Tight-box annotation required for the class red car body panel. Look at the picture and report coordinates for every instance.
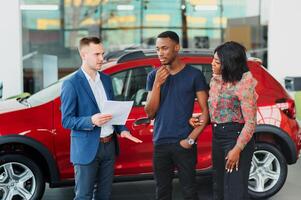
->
[0,102,55,155]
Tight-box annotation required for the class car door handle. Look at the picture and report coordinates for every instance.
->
[133,117,151,126]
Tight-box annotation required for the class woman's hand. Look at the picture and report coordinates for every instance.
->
[189,114,204,128]
[225,145,241,173]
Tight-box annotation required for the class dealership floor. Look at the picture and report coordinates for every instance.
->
[43,159,301,200]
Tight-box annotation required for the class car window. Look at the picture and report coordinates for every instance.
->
[111,66,153,106]
[111,70,129,101]
[27,73,73,106]
[189,64,212,85]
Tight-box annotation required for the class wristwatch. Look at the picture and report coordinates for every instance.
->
[186,137,195,145]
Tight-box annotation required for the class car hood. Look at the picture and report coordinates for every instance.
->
[0,99,27,114]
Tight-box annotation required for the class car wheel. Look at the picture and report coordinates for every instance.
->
[248,143,287,199]
[0,154,45,200]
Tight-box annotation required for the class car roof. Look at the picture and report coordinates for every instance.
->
[108,49,214,64]
[102,49,263,71]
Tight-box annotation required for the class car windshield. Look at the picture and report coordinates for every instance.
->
[26,72,74,107]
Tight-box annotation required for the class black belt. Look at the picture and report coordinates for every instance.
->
[212,122,244,128]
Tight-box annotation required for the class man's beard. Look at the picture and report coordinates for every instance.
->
[162,54,176,66]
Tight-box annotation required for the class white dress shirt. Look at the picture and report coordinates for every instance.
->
[81,68,114,137]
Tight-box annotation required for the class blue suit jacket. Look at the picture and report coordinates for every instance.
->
[61,69,127,165]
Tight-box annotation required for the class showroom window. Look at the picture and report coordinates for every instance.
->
[21,0,267,94]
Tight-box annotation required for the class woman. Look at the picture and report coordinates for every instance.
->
[192,41,258,200]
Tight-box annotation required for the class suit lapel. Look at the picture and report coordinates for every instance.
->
[77,69,98,107]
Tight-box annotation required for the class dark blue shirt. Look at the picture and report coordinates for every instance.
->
[146,65,208,145]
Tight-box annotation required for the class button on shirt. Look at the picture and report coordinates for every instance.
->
[81,68,114,138]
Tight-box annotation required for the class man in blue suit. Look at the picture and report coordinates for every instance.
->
[61,36,142,200]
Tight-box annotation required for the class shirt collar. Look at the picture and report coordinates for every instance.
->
[81,67,100,83]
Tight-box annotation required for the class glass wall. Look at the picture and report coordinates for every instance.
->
[21,0,267,94]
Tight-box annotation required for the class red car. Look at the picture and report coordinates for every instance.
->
[0,50,300,200]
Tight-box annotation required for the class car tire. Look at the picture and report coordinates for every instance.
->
[0,154,45,200]
[248,143,287,199]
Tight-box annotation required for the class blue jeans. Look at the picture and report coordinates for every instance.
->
[74,140,115,200]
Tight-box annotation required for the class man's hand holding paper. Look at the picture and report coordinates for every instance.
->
[91,113,112,127]
[101,100,134,125]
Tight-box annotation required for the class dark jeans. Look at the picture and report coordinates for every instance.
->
[212,122,255,200]
[153,142,199,200]
[74,140,115,200]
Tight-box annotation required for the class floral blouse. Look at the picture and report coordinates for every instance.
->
[208,71,258,150]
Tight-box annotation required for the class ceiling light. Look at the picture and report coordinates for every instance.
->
[20,4,59,11]
[117,5,134,11]
[194,5,218,11]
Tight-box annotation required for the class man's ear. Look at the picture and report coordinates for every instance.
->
[175,44,180,52]
[79,49,86,60]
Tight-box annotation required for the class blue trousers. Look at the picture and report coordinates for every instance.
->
[74,140,115,200]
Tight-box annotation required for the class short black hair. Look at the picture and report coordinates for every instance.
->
[79,36,101,50]
[214,41,249,83]
[157,31,179,44]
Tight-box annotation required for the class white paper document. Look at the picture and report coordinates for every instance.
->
[102,100,134,125]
